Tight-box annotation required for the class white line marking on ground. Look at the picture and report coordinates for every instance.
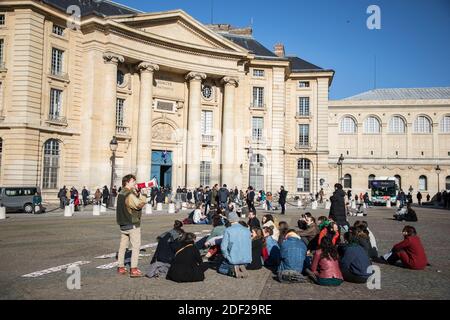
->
[95,242,158,259]
[22,261,91,278]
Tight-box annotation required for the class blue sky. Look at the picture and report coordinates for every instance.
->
[117,0,449,99]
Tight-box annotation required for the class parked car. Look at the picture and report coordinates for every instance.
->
[0,187,45,214]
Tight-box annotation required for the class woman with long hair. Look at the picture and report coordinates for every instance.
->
[262,214,279,241]
[247,227,264,270]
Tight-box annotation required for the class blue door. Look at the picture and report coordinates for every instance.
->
[151,151,173,188]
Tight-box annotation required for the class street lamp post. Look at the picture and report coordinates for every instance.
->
[435,164,441,194]
[337,154,344,185]
[109,136,118,207]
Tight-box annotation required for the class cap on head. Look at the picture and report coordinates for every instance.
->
[228,211,240,223]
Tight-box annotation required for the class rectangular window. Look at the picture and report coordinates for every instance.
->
[298,97,310,116]
[200,161,211,187]
[116,98,125,127]
[252,87,264,108]
[252,117,264,141]
[299,81,310,88]
[49,88,62,119]
[0,39,4,64]
[253,69,265,77]
[51,48,64,76]
[0,14,5,26]
[52,24,65,36]
[201,110,213,135]
[298,124,310,147]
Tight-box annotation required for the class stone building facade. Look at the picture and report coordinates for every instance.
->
[0,0,334,199]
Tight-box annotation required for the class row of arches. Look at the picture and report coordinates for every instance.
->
[340,115,450,134]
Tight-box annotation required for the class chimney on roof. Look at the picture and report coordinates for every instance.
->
[274,43,285,57]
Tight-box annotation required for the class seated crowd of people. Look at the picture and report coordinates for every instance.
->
[145,205,429,284]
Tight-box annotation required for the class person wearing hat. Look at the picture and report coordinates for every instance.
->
[218,211,252,278]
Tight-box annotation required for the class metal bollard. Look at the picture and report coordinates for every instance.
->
[145,203,153,215]
[168,203,175,214]
[64,206,73,217]
[0,206,6,220]
[93,205,100,216]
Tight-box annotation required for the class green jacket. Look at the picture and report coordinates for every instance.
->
[116,189,144,228]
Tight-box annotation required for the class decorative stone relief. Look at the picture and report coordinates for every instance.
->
[152,123,175,141]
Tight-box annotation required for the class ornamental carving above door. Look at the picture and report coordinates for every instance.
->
[152,123,175,141]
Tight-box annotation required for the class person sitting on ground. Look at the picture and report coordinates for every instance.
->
[305,234,344,286]
[381,226,428,270]
[353,225,378,259]
[262,227,281,268]
[394,203,418,222]
[277,229,307,283]
[166,233,209,283]
[218,212,252,278]
[247,227,264,271]
[318,221,340,246]
[354,221,378,259]
[199,215,227,260]
[297,212,319,245]
[147,220,185,278]
[247,209,261,229]
[277,221,289,246]
[193,203,209,225]
[262,214,279,241]
[338,227,373,283]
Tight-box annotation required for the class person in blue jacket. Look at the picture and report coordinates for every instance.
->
[277,229,307,283]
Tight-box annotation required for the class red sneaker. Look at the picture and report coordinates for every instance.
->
[130,268,144,278]
[117,267,128,275]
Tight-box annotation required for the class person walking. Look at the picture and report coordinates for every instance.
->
[246,186,256,213]
[58,186,67,209]
[278,186,288,215]
[102,186,110,208]
[417,192,423,206]
[82,186,89,207]
[116,174,148,278]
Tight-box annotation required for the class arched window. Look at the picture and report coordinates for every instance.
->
[419,175,427,191]
[297,159,311,192]
[414,116,432,133]
[249,154,264,191]
[43,139,60,189]
[364,116,381,134]
[368,174,376,189]
[446,176,450,191]
[340,117,357,134]
[389,116,406,134]
[441,116,450,133]
[395,175,402,190]
[343,174,352,189]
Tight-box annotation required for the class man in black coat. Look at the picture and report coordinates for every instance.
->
[81,186,89,207]
[102,186,110,208]
[246,187,256,213]
[329,183,348,230]
[278,186,288,215]
[218,184,229,210]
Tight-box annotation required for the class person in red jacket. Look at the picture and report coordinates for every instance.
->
[384,226,428,270]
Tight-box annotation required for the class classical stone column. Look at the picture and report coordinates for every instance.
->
[221,77,239,186]
[185,72,206,188]
[136,62,159,182]
[101,52,124,185]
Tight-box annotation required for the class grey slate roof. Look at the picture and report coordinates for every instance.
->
[219,33,278,57]
[41,0,141,17]
[343,87,450,101]
[287,56,323,71]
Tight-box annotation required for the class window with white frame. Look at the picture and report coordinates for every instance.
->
[0,39,4,64]
[250,154,264,191]
[252,117,264,141]
[414,116,432,133]
[116,98,125,127]
[364,116,381,134]
[441,116,450,133]
[297,159,311,192]
[340,116,357,134]
[253,69,265,77]
[389,116,406,134]
[0,14,5,26]
[43,139,60,189]
[201,110,213,135]
[52,24,65,36]
[49,88,62,120]
[299,81,310,88]
[298,124,310,147]
[51,48,64,76]
[252,87,264,108]
[419,175,427,191]
[200,161,211,187]
[298,97,310,116]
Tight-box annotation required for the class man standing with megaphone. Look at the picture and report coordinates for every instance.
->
[116,174,148,278]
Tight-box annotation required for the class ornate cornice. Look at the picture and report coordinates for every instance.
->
[221,76,239,87]
[185,72,207,82]
[137,62,160,73]
[103,52,124,65]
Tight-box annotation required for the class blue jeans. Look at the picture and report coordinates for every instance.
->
[195,219,209,225]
